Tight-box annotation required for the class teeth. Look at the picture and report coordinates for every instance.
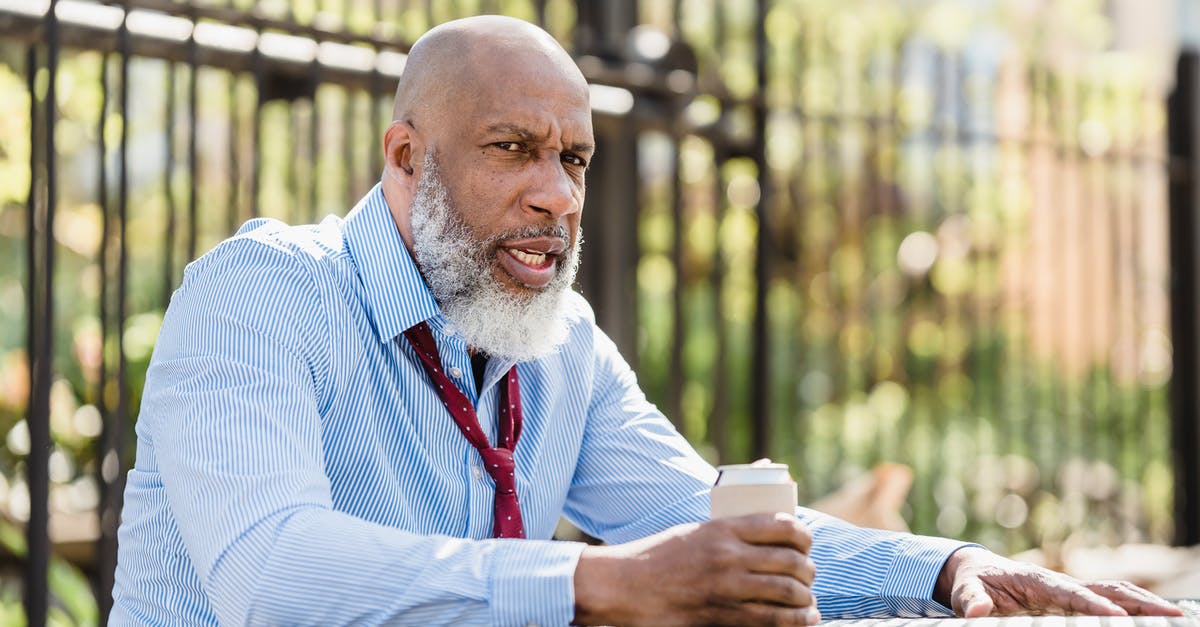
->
[508,249,547,266]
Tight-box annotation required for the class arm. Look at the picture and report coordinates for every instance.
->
[565,317,1183,622]
[564,322,972,620]
[145,238,584,626]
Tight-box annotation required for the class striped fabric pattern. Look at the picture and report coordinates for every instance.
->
[110,184,968,626]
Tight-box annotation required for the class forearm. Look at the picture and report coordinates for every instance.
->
[205,507,586,626]
[799,507,974,618]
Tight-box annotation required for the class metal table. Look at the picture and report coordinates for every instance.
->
[823,602,1200,627]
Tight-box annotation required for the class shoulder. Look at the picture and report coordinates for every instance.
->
[548,291,628,373]
[180,216,349,290]
[558,290,612,357]
[561,289,597,328]
[166,217,355,349]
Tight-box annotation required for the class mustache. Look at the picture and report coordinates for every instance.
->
[485,223,574,251]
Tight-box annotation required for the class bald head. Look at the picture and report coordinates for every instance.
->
[392,16,588,128]
[379,16,593,264]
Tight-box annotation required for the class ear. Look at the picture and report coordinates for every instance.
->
[380,120,422,251]
[382,120,420,182]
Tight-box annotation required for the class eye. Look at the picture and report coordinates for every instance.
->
[562,153,588,168]
[494,141,524,152]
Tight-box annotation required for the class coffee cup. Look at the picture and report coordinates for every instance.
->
[710,458,798,519]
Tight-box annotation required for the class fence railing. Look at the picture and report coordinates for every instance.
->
[1169,49,1200,548]
[0,0,1195,624]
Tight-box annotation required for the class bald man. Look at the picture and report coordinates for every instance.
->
[110,16,1183,627]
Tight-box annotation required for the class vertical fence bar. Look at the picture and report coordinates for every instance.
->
[23,44,40,620]
[98,9,132,618]
[94,49,113,616]
[749,0,771,458]
[187,19,198,262]
[298,96,310,222]
[343,89,355,208]
[23,6,54,618]
[164,62,178,305]
[579,125,639,360]
[251,51,262,219]
[116,2,132,586]
[1168,50,1200,547]
[668,136,684,429]
[227,71,240,235]
[710,147,730,461]
[370,76,383,183]
[574,0,640,361]
[310,71,320,222]
[534,0,547,26]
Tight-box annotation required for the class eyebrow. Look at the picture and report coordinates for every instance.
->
[485,123,595,155]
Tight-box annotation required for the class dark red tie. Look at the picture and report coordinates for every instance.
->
[403,321,525,539]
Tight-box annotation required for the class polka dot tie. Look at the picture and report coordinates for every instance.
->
[403,322,525,539]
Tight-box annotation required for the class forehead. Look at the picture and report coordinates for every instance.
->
[472,93,593,143]
[449,50,593,144]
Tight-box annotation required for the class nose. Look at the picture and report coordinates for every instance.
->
[523,155,581,220]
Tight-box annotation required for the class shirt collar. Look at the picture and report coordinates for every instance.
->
[343,183,440,343]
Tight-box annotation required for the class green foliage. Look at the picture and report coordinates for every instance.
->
[0,519,96,626]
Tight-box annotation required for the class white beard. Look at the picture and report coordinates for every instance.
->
[408,153,582,361]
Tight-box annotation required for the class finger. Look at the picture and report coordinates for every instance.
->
[725,513,812,553]
[745,546,815,585]
[953,578,995,618]
[710,602,821,627]
[732,573,814,607]
[1085,581,1184,617]
[1055,580,1128,616]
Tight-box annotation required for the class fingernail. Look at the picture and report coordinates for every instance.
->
[807,607,822,624]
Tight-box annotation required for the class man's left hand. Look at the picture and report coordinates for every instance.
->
[935,547,1186,617]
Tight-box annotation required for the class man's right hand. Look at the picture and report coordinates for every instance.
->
[572,512,819,627]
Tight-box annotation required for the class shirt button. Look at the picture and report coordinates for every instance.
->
[449,366,463,379]
[473,465,484,480]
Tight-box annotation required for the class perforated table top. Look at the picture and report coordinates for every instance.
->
[821,601,1200,627]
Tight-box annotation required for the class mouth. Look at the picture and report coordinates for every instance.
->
[506,248,555,268]
[496,236,567,289]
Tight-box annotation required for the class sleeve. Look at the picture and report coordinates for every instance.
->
[563,321,971,618]
[141,238,585,627]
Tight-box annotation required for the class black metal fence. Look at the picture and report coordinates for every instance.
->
[0,0,1196,624]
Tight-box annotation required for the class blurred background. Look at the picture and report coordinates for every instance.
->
[1,0,1199,624]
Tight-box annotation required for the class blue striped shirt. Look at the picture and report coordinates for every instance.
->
[111,184,967,625]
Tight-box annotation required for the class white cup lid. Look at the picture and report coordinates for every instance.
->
[715,458,792,485]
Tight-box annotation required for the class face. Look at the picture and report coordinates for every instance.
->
[409,152,583,361]
[422,58,594,295]
[403,54,594,359]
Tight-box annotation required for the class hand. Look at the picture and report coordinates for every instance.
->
[935,547,1186,617]
[573,513,820,627]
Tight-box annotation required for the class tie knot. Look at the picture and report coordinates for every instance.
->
[478,447,516,492]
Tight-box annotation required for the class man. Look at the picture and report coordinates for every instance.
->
[110,15,1183,627]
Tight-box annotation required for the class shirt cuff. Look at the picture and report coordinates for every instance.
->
[489,539,588,627]
[880,535,984,617]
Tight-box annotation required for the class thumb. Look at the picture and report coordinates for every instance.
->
[954,578,995,618]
